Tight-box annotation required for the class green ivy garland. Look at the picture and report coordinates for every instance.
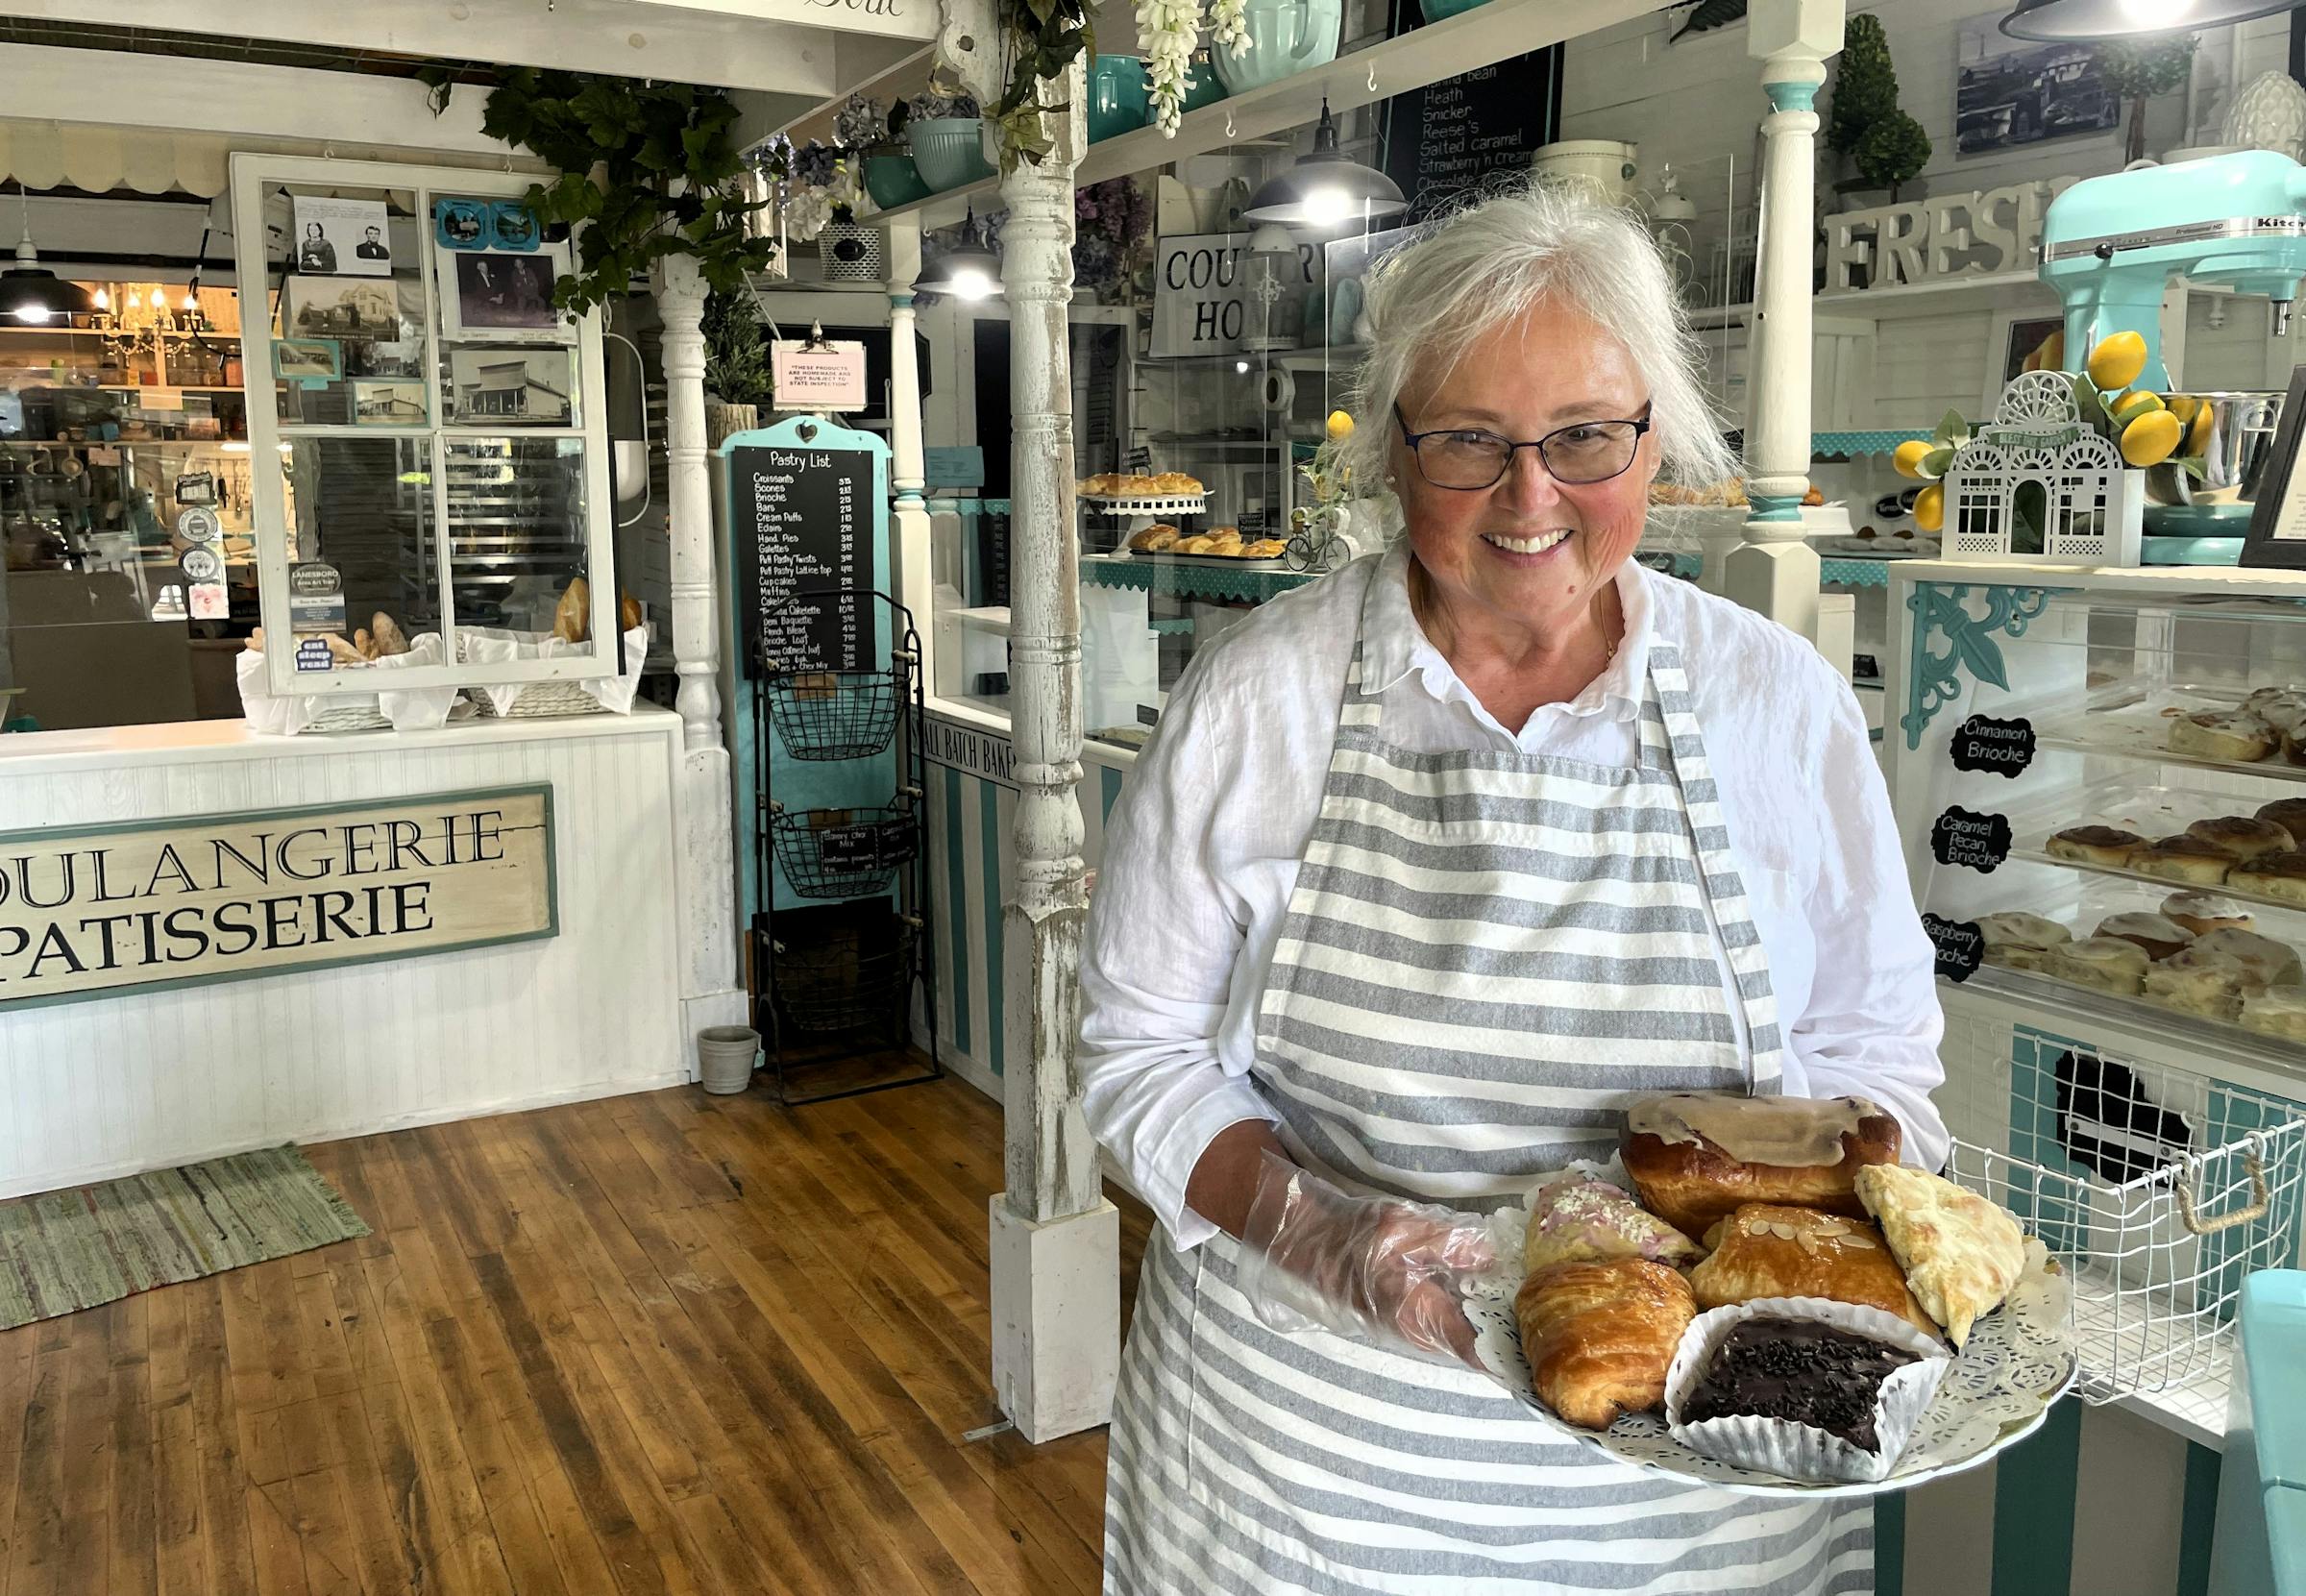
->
[992,0,1098,169]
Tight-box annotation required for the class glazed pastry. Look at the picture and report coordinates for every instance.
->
[2245,689,2306,735]
[553,577,590,644]
[2240,984,2306,1042]
[2284,731,2306,768]
[2038,935,2148,994]
[1175,535,1216,554]
[2161,891,2254,938]
[1688,1205,1939,1339]
[1975,912,2071,972]
[1680,1317,1923,1452]
[1515,1259,1695,1430]
[2130,835,2237,886]
[619,591,645,632]
[1853,1165,2026,1350]
[2188,817,2294,862]
[2143,954,2246,1021]
[2092,912,2195,961]
[1244,539,1288,558]
[2228,850,2306,907]
[1521,1171,1703,1273]
[2045,826,2146,869]
[1619,1094,1902,1237]
[2169,927,2304,993]
[2169,710,2276,762]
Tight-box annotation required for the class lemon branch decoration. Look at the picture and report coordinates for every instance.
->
[1894,330,2211,535]
[1288,409,1359,572]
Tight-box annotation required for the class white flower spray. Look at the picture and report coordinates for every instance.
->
[1210,0,1249,60]
[1136,0,1200,135]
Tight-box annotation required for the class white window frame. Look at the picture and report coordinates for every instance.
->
[230,153,616,697]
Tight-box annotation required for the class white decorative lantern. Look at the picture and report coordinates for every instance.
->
[1941,370,2143,567]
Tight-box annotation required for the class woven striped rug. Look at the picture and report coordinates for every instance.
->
[0,1145,370,1330]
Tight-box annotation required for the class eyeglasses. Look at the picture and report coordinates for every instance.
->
[1393,405,1654,491]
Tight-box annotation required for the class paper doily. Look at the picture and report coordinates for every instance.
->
[1467,1220,2076,1499]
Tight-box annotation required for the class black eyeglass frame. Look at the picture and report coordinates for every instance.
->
[1392,404,1655,490]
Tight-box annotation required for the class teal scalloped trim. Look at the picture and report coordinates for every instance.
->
[1814,430,1933,457]
[1901,582,2060,749]
[1083,559,1321,602]
[924,497,1014,514]
[1149,617,1197,635]
[1821,558,1891,588]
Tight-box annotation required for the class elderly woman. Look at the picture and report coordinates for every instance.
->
[1079,181,1946,1595]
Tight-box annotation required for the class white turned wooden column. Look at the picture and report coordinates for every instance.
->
[887,221,936,646]
[1728,0,1842,656]
[653,254,748,1047]
[934,8,1119,1443]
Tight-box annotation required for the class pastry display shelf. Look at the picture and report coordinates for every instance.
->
[2028,686,2306,787]
[1081,494,1207,517]
[1082,551,1320,603]
[1951,961,2306,1083]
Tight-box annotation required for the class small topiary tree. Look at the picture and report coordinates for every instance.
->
[1827,14,1898,161]
[2098,35,2198,165]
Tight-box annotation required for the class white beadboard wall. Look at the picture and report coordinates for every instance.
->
[0,711,688,1198]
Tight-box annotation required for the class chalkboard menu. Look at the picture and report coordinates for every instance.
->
[1382,46,1562,225]
[732,442,879,676]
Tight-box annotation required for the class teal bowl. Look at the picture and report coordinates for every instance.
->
[1214,0,1341,95]
[863,153,932,209]
[907,117,995,192]
[1089,57,1151,142]
[1417,0,1489,18]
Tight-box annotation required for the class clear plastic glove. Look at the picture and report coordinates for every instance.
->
[1235,1149,1495,1368]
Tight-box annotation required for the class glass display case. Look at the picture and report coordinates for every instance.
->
[1885,562,2306,1069]
[230,155,618,697]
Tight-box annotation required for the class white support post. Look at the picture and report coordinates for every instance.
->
[936,0,1119,1443]
[1729,0,1842,656]
[653,254,748,1047]
[887,220,936,644]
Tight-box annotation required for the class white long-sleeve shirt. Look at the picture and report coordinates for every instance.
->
[1078,545,1948,1248]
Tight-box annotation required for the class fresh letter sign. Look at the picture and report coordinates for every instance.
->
[0,786,555,1006]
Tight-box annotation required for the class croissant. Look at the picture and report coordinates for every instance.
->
[619,591,645,632]
[1514,1258,1694,1430]
[554,577,590,644]
[368,611,408,657]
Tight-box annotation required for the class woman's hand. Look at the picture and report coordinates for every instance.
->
[1235,1148,1495,1368]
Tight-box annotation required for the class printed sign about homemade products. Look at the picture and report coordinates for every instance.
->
[0,787,555,1006]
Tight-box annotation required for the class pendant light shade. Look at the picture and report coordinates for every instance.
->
[4,181,90,326]
[1243,99,1407,228]
[2001,0,2300,39]
[912,208,1004,300]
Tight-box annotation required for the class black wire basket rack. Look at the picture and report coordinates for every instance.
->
[763,663,906,761]
[770,912,919,1037]
[768,801,920,900]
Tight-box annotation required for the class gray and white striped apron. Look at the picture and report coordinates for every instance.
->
[1105,584,1872,1594]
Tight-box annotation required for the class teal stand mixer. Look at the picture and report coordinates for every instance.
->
[2039,151,2306,561]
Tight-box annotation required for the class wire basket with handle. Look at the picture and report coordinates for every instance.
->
[764,662,906,760]
[770,911,919,1036]
[1941,1027,2305,1403]
[767,799,920,899]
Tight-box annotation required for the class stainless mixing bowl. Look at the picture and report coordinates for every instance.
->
[2145,390,2284,506]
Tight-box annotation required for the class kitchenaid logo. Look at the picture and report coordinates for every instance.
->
[0,787,555,1006]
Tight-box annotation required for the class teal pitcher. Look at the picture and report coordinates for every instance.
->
[1214,0,1341,95]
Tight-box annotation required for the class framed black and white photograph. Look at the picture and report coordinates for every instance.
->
[437,243,572,341]
[1985,309,2067,412]
[447,348,574,427]
[273,338,342,383]
[352,380,428,427]
[292,194,393,278]
[1954,17,2119,157]
[282,274,409,341]
[350,339,421,379]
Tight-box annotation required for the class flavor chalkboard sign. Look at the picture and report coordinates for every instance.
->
[1931,805,2013,872]
[732,440,879,677]
[1950,714,2037,777]
[1381,47,1563,226]
[820,819,918,872]
[1922,913,1984,983]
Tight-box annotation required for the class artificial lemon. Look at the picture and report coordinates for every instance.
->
[1325,409,1355,441]
[2109,389,2165,427]
[2036,329,2065,371]
[2167,395,2199,423]
[2088,331,2149,391]
[1893,439,1934,479]
[2189,402,2215,452]
[2122,409,2183,468]
[1914,482,1945,532]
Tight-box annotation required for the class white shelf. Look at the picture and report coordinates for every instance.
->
[949,605,1011,636]
[866,0,1656,231]
[1692,270,2059,331]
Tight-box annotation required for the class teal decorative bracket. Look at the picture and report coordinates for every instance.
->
[1901,582,2057,749]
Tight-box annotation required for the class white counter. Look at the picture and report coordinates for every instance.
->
[0,708,692,1197]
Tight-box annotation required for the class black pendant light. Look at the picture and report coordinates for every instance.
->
[2002,0,2303,39]
[912,207,1004,300]
[3,180,91,326]
[1243,98,1407,228]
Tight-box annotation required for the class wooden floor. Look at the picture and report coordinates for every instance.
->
[0,1064,1152,1596]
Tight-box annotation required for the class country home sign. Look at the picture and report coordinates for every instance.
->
[1823,178,2080,294]
[0,786,556,1006]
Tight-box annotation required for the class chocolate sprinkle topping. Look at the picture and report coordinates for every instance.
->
[1682,1319,1921,1452]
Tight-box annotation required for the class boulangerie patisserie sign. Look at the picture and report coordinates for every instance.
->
[0,786,555,1007]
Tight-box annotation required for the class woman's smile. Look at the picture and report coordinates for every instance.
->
[1479,528,1576,560]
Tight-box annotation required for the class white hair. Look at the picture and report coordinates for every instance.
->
[1339,179,1737,494]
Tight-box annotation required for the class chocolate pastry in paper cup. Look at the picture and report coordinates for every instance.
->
[1664,1297,1952,1485]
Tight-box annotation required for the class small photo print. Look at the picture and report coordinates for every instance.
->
[351,339,421,379]
[448,347,574,427]
[293,194,393,278]
[490,202,541,251]
[440,246,570,339]
[283,275,407,340]
[274,338,342,381]
[353,380,428,426]
[436,197,489,250]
